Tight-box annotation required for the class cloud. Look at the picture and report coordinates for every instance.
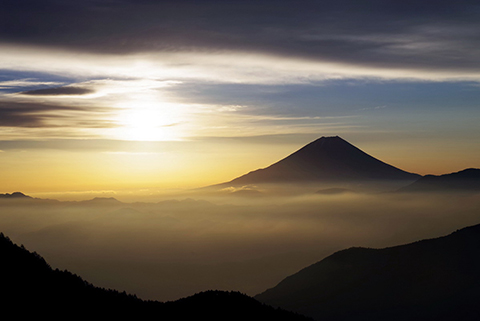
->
[2,192,480,301]
[0,101,80,127]
[20,86,94,96]
[1,0,480,77]
[0,139,180,152]
[0,100,113,129]
[0,79,64,89]
[359,105,388,111]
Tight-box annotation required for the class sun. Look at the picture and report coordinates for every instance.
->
[115,96,183,141]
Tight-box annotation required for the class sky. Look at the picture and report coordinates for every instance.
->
[1,0,480,197]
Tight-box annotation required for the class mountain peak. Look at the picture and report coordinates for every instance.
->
[315,135,341,140]
[222,136,420,186]
[314,135,341,140]
[307,135,346,147]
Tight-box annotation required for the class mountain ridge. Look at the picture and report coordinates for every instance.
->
[0,232,311,320]
[398,168,480,193]
[0,192,32,199]
[255,222,480,321]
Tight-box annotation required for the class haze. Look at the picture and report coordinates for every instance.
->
[1,191,479,301]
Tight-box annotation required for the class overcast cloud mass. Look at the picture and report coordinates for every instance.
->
[2,0,480,74]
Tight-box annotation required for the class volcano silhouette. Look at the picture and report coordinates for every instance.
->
[218,136,420,188]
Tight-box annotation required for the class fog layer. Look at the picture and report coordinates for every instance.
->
[1,191,479,301]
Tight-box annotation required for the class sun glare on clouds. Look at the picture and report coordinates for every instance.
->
[114,94,185,141]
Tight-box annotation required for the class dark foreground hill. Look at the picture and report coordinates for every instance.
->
[255,223,480,321]
[214,136,420,189]
[0,233,311,320]
[398,168,480,193]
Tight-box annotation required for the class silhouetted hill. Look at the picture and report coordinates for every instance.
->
[215,136,420,188]
[0,192,32,199]
[398,168,480,193]
[79,197,124,205]
[0,233,311,320]
[165,290,312,320]
[255,223,480,321]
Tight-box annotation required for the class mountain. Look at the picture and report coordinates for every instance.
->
[255,223,480,321]
[0,191,32,199]
[0,232,311,320]
[398,168,480,193]
[214,136,420,189]
[78,197,124,206]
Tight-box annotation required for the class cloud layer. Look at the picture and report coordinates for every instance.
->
[0,101,90,128]
[2,0,480,75]
[21,86,94,96]
[2,192,480,301]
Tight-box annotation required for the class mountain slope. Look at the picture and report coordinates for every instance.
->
[0,232,311,320]
[218,136,420,187]
[398,168,480,193]
[255,223,480,321]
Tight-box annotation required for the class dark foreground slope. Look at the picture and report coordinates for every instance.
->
[0,233,311,320]
[256,223,480,321]
[398,168,480,193]
[217,136,419,188]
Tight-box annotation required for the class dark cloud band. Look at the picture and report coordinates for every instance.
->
[0,101,111,128]
[21,86,94,96]
[1,0,479,73]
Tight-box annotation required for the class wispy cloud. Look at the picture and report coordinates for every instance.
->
[102,151,164,155]
[0,101,88,128]
[0,79,64,89]
[359,105,388,111]
[0,100,119,143]
[20,86,94,96]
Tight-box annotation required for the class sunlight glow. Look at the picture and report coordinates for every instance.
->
[115,94,184,141]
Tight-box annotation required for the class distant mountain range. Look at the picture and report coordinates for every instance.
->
[0,192,31,199]
[212,136,421,192]
[255,223,480,321]
[4,168,480,205]
[0,232,310,320]
[3,136,479,197]
[398,168,480,193]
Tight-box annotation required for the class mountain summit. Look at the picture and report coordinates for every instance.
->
[219,136,419,188]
